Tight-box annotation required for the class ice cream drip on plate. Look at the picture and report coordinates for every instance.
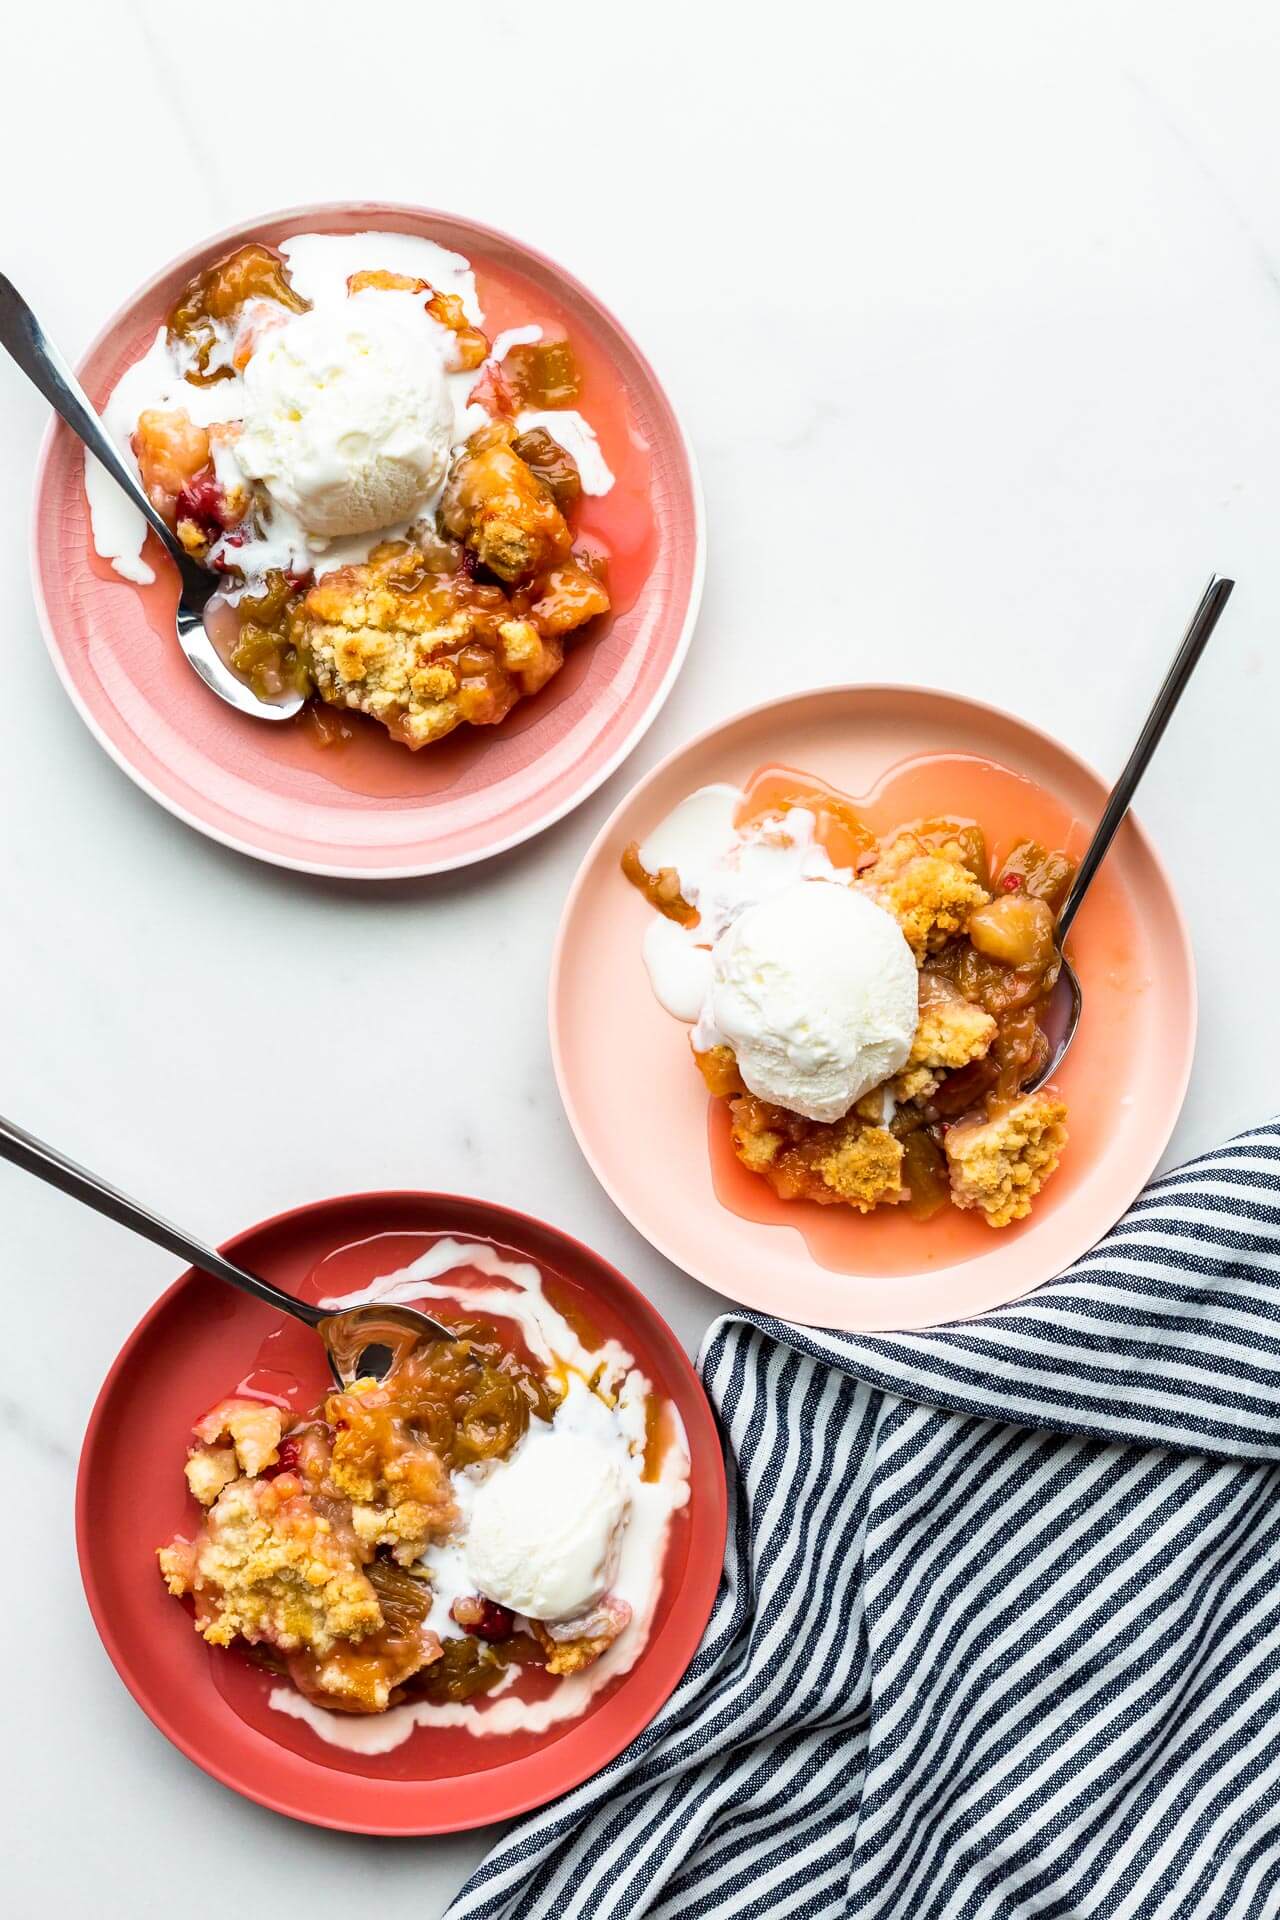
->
[634,783,917,1123]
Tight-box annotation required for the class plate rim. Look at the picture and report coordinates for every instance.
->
[75,1186,728,1834]
[549,679,1198,1330]
[30,199,705,880]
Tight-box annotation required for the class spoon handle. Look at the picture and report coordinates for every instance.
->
[0,1111,325,1327]
[1056,575,1234,942]
[0,272,186,567]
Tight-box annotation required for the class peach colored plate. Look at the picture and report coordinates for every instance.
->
[31,203,703,877]
[550,685,1197,1333]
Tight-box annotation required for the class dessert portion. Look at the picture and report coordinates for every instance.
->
[158,1239,689,1730]
[623,776,1072,1228]
[87,231,615,746]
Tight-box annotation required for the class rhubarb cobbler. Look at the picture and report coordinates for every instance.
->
[87,232,615,748]
[158,1244,689,1727]
[623,777,1073,1229]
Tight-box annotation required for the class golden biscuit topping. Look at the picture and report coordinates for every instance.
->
[290,432,610,749]
[946,1093,1069,1227]
[860,833,991,961]
[441,423,572,582]
[910,983,999,1070]
[640,794,1074,1232]
[158,1472,383,1656]
[727,1095,907,1213]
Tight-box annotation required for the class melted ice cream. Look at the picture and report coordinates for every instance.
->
[634,784,917,1121]
[635,784,856,1020]
[85,231,614,592]
[267,1237,689,1751]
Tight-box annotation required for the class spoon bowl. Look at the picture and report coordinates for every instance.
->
[318,1301,456,1388]
[0,272,302,723]
[175,566,305,723]
[1024,955,1083,1095]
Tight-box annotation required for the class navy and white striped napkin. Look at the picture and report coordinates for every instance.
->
[450,1120,1280,1920]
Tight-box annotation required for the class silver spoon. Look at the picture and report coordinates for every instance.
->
[0,274,304,722]
[0,1112,453,1385]
[1024,574,1234,1093]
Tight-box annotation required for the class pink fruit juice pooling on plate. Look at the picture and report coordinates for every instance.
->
[699,754,1147,1277]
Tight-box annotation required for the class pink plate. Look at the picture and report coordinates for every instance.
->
[550,685,1197,1332]
[76,1191,727,1834]
[32,203,703,877]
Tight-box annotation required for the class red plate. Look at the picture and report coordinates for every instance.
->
[76,1192,726,1833]
[32,202,703,876]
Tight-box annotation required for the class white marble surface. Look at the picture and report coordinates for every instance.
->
[3,0,1279,1909]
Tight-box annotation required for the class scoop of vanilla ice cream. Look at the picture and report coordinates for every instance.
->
[465,1430,630,1623]
[693,879,918,1123]
[236,297,455,537]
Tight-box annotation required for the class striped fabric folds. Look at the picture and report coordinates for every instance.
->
[449,1120,1280,1920]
